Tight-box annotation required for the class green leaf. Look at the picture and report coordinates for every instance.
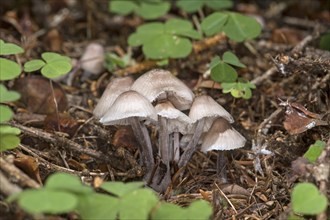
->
[0,58,21,80]
[18,189,78,214]
[41,52,70,63]
[165,19,201,39]
[240,86,252,99]
[0,40,24,55]
[0,125,21,135]
[222,51,246,68]
[45,173,93,194]
[176,0,204,13]
[292,183,328,215]
[201,12,228,37]
[135,1,170,20]
[128,23,164,46]
[153,200,212,220]
[77,193,118,220]
[223,12,262,42]
[0,105,13,122]
[109,0,170,19]
[101,181,144,197]
[0,84,20,102]
[152,203,185,219]
[205,0,233,10]
[24,59,46,72]
[303,140,326,163]
[109,0,137,15]
[210,61,237,83]
[168,37,192,58]
[0,133,20,151]
[143,34,192,59]
[119,188,158,220]
[185,200,212,220]
[319,32,330,51]
[209,56,221,69]
[41,60,72,79]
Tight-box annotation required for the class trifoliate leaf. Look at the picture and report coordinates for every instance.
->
[0,58,21,80]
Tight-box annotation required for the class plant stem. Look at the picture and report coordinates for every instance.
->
[178,118,205,168]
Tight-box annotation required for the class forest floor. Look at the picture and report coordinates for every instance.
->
[0,0,329,219]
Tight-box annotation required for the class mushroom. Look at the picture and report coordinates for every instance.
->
[99,90,157,180]
[178,95,234,168]
[93,76,133,119]
[155,101,192,164]
[201,117,246,182]
[130,69,195,110]
[80,43,105,80]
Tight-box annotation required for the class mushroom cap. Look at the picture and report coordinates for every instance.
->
[93,77,134,119]
[201,118,246,152]
[100,90,157,125]
[155,101,193,134]
[80,43,105,75]
[188,95,234,132]
[130,69,195,110]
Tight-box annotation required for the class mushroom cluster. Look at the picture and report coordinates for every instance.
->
[94,69,246,192]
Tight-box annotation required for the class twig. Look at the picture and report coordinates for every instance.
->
[214,183,238,214]
[251,66,277,86]
[0,157,40,189]
[6,121,113,162]
[19,144,108,177]
[0,170,22,196]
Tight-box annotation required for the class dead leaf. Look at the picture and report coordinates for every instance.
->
[14,152,42,184]
[13,76,68,114]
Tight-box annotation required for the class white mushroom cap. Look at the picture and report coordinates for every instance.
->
[155,101,193,134]
[201,118,246,152]
[188,95,234,132]
[93,77,134,119]
[100,90,157,125]
[131,69,195,110]
[80,43,105,75]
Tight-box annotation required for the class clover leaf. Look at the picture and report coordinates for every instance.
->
[109,0,170,20]
[128,19,201,59]
[24,52,72,79]
[292,183,328,215]
[0,58,21,80]
[0,39,24,55]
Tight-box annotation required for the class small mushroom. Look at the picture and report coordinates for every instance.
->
[93,76,133,119]
[80,43,105,79]
[155,101,192,164]
[100,90,157,180]
[131,69,195,110]
[178,95,234,168]
[201,117,246,182]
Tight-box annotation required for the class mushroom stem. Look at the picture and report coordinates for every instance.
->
[172,131,180,163]
[178,118,205,168]
[159,116,170,168]
[130,117,154,178]
[217,151,228,183]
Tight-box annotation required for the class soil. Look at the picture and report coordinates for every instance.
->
[0,0,329,219]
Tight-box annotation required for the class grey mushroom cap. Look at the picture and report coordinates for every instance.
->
[155,101,193,134]
[188,95,234,132]
[93,77,134,119]
[130,69,195,110]
[100,90,157,125]
[201,118,246,152]
[80,43,105,75]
